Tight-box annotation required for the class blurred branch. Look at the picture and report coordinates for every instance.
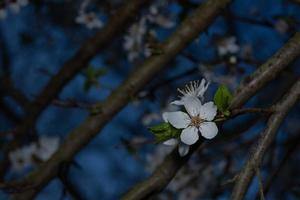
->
[230,78,300,200]
[13,0,151,136]
[8,0,233,199]
[52,99,92,110]
[0,77,30,109]
[120,33,300,200]
[261,133,300,197]
[229,32,300,110]
[230,108,273,118]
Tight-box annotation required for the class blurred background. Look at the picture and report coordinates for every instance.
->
[0,0,299,199]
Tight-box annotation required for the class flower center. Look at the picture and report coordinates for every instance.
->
[190,116,203,128]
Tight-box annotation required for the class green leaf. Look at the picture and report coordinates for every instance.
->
[214,85,233,113]
[148,123,180,143]
[83,66,107,92]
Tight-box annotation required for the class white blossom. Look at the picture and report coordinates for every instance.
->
[163,96,218,145]
[199,64,238,89]
[33,136,60,161]
[9,143,37,172]
[8,0,28,14]
[123,17,147,61]
[274,19,289,34]
[146,4,174,28]
[217,36,240,56]
[75,12,103,29]
[172,79,209,105]
[0,8,6,20]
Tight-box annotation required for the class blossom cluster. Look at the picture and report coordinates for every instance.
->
[9,136,60,172]
[75,0,103,29]
[123,2,174,62]
[0,0,29,19]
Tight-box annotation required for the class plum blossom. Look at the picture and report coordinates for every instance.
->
[8,0,28,14]
[217,36,240,56]
[123,1,174,62]
[123,17,147,61]
[75,12,103,29]
[9,143,37,172]
[146,4,175,28]
[33,136,60,161]
[0,2,7,20]
[172,79,209,105]
[274,19,289,34]
[8,136,60,172]
[163,96,218,145]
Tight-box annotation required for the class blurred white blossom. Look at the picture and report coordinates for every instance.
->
[274,19,289,34]
[9,136,60,172]
[123,17,147,61]
[0,8,6,20]
[217,36,240,56]
[8,0,28,14]
[146,4,175,28]
[33,136,60,161]
[199,65,238,89]
[123,1,174,62]
[76,12,103,29]
[9,143,36,172]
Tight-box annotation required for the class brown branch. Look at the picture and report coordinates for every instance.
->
[0,77,30,109]
[120,33,300,200]
[13,0,151,136]
[8,0,233,199]
[230,108,274,118]
[52,99,92,110]
[230,78,300,200]
[261,133,300,198]
[229,32,300,110]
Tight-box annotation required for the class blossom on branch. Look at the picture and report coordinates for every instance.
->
[163,96,218,145]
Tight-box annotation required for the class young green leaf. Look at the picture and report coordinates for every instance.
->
[214,85,233,113]
[148,123,180,143]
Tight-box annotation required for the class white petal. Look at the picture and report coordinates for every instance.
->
[180,126,199,145]
[199,122,218,139]
[183,96,202,117]
[170,100,184,106]
[199,101,217,121]
[162,112,168,123]
[163,139,178,146]
[163,112,190,129]
[178,144,190,156]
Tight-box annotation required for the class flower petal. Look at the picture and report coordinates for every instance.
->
[170,100,184,106]
[163,112,190,129]
[163,139,178,146]
[180,126,199,145]
[199,122,218,139]
[178,144,190,157]
[183,96,202,117]
[199,101,217,121]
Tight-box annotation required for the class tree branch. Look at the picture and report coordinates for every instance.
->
[230,78,300,200]
[119,33,300,200]
[13,0,151,136]
[229,32,300,110]
[9,0,233,199]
